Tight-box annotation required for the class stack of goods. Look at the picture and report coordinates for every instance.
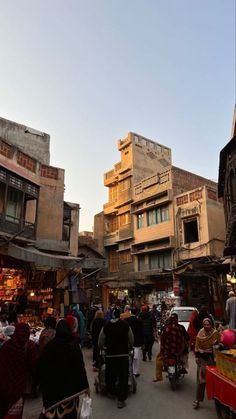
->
[0,269,25,301]
[17,313,42,327]
[215,330,236,381]
[215,350,236,381]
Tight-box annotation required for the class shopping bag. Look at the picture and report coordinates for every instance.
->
[79,395,92,419]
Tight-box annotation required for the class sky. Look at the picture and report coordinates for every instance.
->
[0,0,235,231]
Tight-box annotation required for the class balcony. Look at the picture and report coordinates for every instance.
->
[115,189,132,208]
[0,213,36,240]
[82,258,107,269]
[104,169,119,186]
[103,201,118,215]
[132,236,175,254]
[104,162,132,186]
[118,136,132,151]
[104,231,119,246]
[118,225,133,241]
[118,164,132,175]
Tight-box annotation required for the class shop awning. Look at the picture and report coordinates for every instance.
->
[102,280,135,289]
[8,243,81,269]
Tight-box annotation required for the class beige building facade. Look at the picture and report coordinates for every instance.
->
[94,132,226,308]
[0,117,83,314]
[0,117,80,257]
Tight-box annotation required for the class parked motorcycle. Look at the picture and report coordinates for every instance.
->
[166,358,185,390]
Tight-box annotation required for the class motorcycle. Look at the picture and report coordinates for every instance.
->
[166,357,185,390]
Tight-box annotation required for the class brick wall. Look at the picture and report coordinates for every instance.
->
[172,166,217,194]
[0,138,13,158]
[17,150,36,172]
[41,165,58,180]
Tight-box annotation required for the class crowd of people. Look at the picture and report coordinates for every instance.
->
[0,291,235,417]
[0,307,90,419]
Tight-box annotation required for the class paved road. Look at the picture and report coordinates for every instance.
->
[24,342,217,419]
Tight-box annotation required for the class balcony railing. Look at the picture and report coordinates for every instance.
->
[115,189,132,208]
[118,224,133,241]
[103,201,118,214]
[104,169,115,180]
[0,213,36,240]
[104,231,119,246]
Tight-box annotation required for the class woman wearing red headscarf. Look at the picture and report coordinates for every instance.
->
[66,315,80,344]
[0,323,38,419]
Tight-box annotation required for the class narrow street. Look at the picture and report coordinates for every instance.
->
[24,342,217,419]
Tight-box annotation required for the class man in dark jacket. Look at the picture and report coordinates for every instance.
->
[98,308,134,409]
[124,308,144,377]
[139,305,156,361]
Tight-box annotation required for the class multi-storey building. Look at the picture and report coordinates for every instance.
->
[218,106,236,257]
[95,132,172,306]
[218,106,236,293]
[0,117,81,312]
[95,132,226,309]
[0,117,79,257]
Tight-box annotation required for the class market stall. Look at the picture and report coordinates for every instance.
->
[206,349,236,418]
[0,268,26,303]
[0,263,55,326]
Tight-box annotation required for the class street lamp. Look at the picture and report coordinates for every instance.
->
[230,274,236,284]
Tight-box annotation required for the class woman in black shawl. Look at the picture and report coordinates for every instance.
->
[38,319,89,419]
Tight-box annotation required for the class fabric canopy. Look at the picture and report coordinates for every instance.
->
[8,243,81,269]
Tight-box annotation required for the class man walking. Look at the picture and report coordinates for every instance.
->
[124,308,144,377]
[98,308,134,408]
[139,305,156,361]
[226,291,236,329]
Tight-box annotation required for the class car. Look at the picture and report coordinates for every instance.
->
[170,306,198,331]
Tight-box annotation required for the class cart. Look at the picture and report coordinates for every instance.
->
[206,366,236,419]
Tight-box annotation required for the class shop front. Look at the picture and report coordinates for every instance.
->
[134,272,173,308]
[100,280,135,309]
[0,254,57,326]
[0,243,81,326]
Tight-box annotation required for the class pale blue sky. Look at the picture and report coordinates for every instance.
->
[0,1,235,231]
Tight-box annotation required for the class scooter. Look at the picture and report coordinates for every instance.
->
[166,358,185,390]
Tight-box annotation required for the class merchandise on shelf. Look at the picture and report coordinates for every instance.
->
[27,288,53,309]
[17,313,42,327]
[0,268,26,302]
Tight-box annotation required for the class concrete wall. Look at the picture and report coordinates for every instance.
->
[66,201,80,256]
[0,117,50,164]
[37,168,65,241]
[93,212,105,256]
[174,186,225,261]
[206,188,225,257]
[131,133,172,185]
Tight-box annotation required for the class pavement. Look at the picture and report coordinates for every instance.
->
[23,342,217,419]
